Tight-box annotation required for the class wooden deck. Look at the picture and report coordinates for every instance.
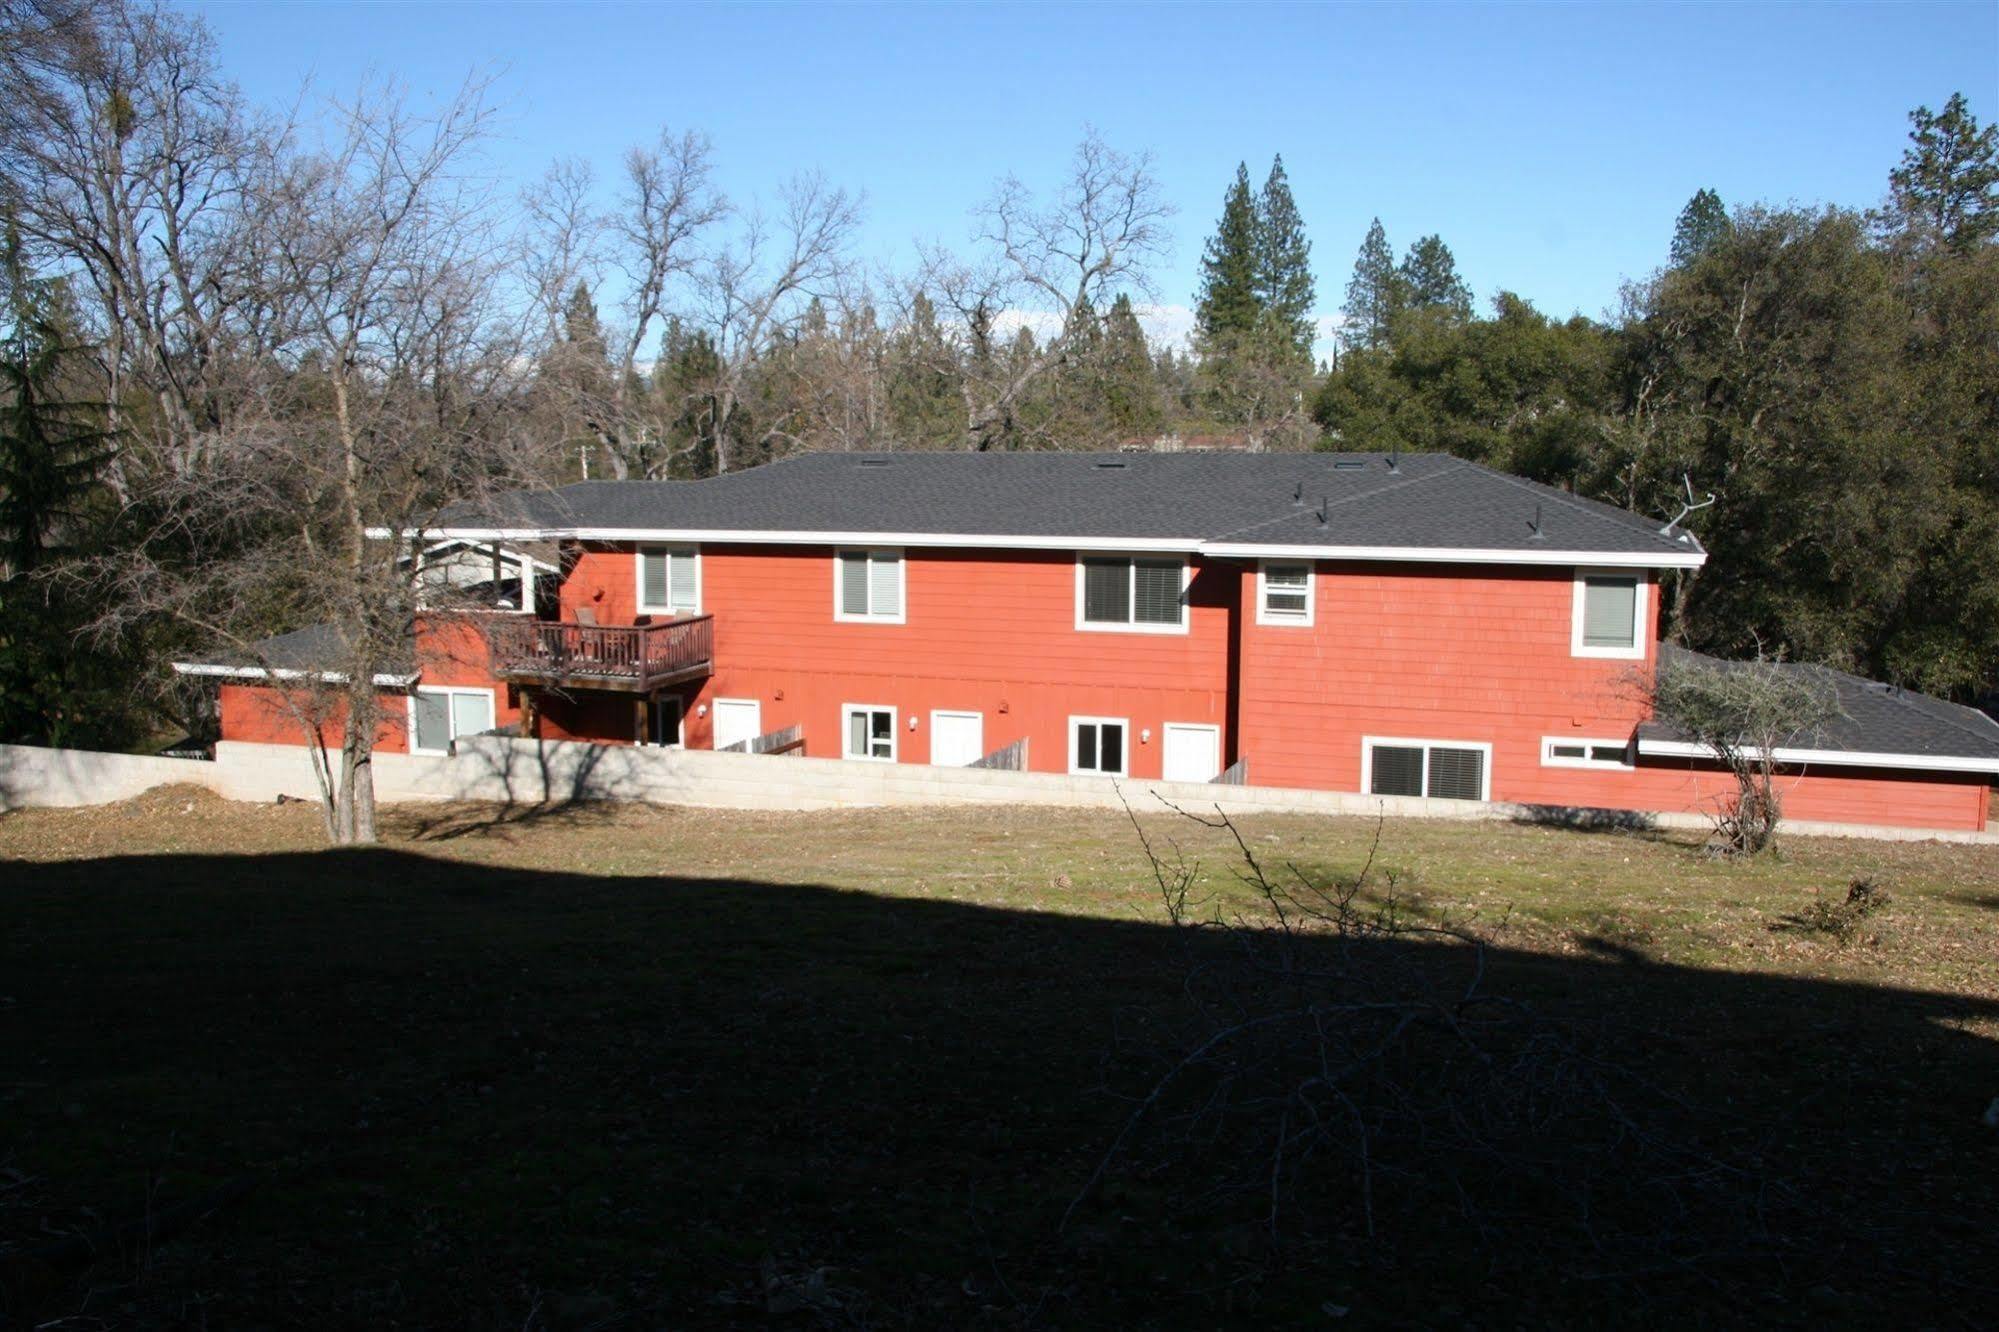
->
[487,615,714,693]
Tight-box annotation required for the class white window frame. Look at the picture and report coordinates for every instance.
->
[841,702,898,762]
[1255,558,1316,627]
[1359,735,1493,802]
[1068,715,1132,776]
[407,685,497,757]
[832,548,907,624]
[635,545,702,615]
[1570,567,1647,660]
[1074,554,1191,635]
[1540,736,1634,770]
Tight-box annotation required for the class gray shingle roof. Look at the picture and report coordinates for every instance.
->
[174,623,415,681]
[465,451,1704,561]
[1641,645,1999,767]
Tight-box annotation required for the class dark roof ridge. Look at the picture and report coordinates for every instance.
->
[1454,458,1696,554]
[1208,462,1458,543]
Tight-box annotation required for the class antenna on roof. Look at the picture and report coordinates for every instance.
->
[1528,503,1546,541]
[1292,480,1304,506]
[1316,495,1329,527]
[1659,473,1717,536]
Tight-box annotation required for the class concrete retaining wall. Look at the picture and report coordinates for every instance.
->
[2,738,1992,844]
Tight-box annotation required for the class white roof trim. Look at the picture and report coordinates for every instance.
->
[1202,542,1705,569]
[381,525,1704,568]
[172,662,419,688]
[1637,736,1999,775]
[404,537,560,574]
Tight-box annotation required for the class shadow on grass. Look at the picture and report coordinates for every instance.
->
[2,848,1996,1327]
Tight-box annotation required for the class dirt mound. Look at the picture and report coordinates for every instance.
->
[107,782,235,818]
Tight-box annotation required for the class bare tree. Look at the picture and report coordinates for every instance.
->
[0,0,286,480]
[912,130,1172,451]
[75,77,537,845]
[682,172,861,473]
[591,129,723,478]
[1646,651,1840,855]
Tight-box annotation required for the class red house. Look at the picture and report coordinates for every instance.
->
[179,452,1999,833]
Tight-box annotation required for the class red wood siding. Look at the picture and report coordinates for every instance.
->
[560,542,1232,777]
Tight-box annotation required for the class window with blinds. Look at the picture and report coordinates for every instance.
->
[1258,562,1312,624]
[1367,741,1487,801]
[835,549,903,621]
[638,547,699,613]
[1573,571,1642,657]
[1079,556,1185,630]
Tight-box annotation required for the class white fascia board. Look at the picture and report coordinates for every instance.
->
[172,662,419,688]
[399,526,1206,554]
[1637,736,1999,775]
[1200,542,1707,570]
[384,524,1708,568]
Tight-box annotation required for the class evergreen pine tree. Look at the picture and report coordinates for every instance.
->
[1670,189,1731,267]
[1398,234,1472,317]
[1253,154,1315,365]
[1882,92,1999,249]
[1343,218,1402,349]
[1194,163,1261,344]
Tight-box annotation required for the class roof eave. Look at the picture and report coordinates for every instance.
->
[1636,736,1999,775]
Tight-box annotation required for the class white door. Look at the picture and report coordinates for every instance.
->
[1161,723,1221,783]
[711,698,761,750]
[929,710,984,767]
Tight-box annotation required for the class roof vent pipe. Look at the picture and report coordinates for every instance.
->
[1292,481,1304,506]
[1528,504,1546,541]
[1387,450,1401,474]
[1316,496,1329,527]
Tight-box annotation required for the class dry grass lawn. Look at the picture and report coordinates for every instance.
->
[3,787,1997,1326]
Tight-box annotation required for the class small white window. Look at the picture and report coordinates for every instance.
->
[1070,716,1129,776]
[842,704,897,761]
[1076,555,1188,633]
[408,687,496,756]
[1571,569,1645,659]
[1541,737,1633,769]
[1256,560,1314,626]
[834,549,905,623]
[637,546,701,615]
[1361,737,1491,801]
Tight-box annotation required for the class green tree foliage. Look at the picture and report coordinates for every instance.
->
[1194,164,1262,344]
[1343,217,1401,350]
[1397,233,1472,318]
[0,234,138,747]
[1253,154,1315,364]
[1880,91,1999,250]
[1669,188,1731,267]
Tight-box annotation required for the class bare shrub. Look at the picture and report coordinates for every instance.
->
[1071,796,1788,1283]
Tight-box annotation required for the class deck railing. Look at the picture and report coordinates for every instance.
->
[487,614,714,690]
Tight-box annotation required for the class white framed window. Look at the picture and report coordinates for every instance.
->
[1541,736,1633,769]
[842,704,897,761]
[834,549,905,623]
[1571,568,1646,659]
[1256,559,1315,626]
[1075,555,1189,634]
[636,546,701,615]
[408,686,496,756]
[1070,716,1130,776]
[1361,736,1491,801]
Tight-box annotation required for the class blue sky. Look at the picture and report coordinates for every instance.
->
[185,1,1996,353]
